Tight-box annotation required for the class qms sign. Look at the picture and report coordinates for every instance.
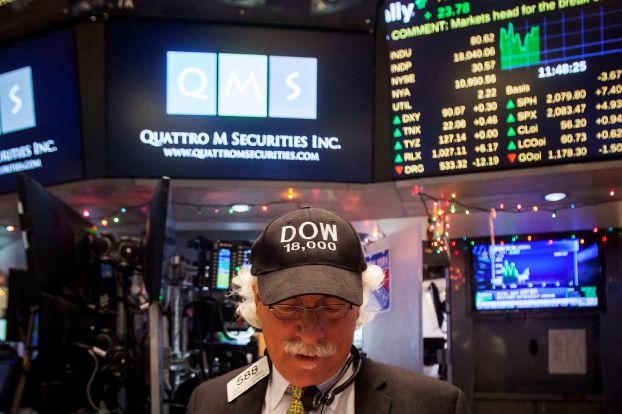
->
[167,51,317,119]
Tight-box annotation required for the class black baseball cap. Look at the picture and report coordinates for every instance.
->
[250,207,367,305]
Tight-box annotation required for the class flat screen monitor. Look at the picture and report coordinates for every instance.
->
[470,233,605,312]
[210,242,234,291]
[230,243,252,278]
[0,28,83,192]
[142,177,175,301]
[383,0,622,179]
[215,248,232,290]
[235,245,253,275]
[106,20,374,182]
[5,268,31,342]
[17,174,100,303]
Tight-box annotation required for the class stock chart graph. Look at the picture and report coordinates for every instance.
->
[500,8,622,71]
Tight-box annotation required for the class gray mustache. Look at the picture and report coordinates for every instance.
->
[283,341,336,358]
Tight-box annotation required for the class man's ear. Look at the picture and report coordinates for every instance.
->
[352,305,361,320]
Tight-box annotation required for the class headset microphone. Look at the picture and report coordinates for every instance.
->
[302,345,362,412]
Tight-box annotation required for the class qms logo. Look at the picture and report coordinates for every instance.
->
[0,66,36,135]
[166,51,317,119]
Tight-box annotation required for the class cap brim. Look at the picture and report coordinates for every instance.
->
[257,264,363,306]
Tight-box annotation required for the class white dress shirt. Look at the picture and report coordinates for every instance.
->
[261,362,355,414]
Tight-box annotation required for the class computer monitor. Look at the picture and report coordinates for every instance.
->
[5,268,31,342]
[210,242,233,291]
[142,177,175,301]
[470,232,606,313]
[17,174,100,303]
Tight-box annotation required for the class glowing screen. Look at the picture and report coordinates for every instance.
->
[384,0,622,178]
[107,21,373,182]
[471,237,603,311]
[0,29,83,192]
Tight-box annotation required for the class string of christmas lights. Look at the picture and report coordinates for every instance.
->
[173,198,301,217]
[0,188,303,234]
[412,185,622,254]
[413,186,621,217]
[0,185,620,239]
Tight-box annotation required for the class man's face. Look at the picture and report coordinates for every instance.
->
[255,292,359,387]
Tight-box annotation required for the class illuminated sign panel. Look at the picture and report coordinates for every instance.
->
[0,66,36,134]
[0,29,83,192]
[107,21,373,182]
[167,52,317,119]
[384,0,622,179]
[269,56,317,119]
[166,51,217,116]
[218,53,268,117]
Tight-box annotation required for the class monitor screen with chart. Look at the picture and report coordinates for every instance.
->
[384,0,622,179]
[470,233,605,312]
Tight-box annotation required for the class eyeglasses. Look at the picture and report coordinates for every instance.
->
[268,303,353,321]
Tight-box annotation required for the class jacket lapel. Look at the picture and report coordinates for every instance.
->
[225,375,269,414]
[354,359,392,414]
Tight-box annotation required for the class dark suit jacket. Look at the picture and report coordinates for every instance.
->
[187,357,470,413]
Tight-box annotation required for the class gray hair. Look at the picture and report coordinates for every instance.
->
[230,265,386,329]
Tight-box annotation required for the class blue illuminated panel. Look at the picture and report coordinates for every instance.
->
[0,29,83,192]
[472,237,603,312]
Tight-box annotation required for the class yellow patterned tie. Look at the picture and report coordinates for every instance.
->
[287,384,306,414]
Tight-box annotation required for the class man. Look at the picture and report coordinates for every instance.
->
[188,207,469,413]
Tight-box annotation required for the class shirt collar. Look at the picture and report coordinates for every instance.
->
[268,365,291,411]
[269,359,354,412]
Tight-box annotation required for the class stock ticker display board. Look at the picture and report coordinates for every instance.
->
[385,0,622,179]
